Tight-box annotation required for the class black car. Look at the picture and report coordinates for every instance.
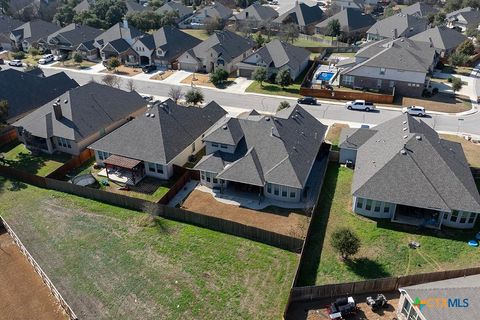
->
[297,96,318,105]
[142,64,157,73]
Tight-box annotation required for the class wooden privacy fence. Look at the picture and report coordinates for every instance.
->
[299,87,395,104]
[289,267,480,303]
[46,149,94,180]
[0,217,78,320]
[0,128,17,148]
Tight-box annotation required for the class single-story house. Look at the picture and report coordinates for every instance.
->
[446,7,480,31]
[177,29,254,73]
[179,2,232,28]
[331,0,367,11]
[337,37,438,97]
[409,26,468,56]
[0,69,79,123]
[400,2,438,17]
[89,99,227,184]
[339,114,480,229]
[236,39,310,80]
[233,2,279,28]
[47,23,102,57]
[315,8,376,38]
[273,1,324,34]
[194,105,327,203]
[131,25,201,67]
[10,19,60,52]
[0,15,23,51]
[12,82,147,156]
[366,13,428,41]
[398,274,480,320]
[156,1,193,23]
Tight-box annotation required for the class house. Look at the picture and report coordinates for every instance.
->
[46,23,102,57]
[180,2,232,28]
[233,3,279,28]
[7,0,58,22]
[398,274,480,320]
[409,26,467,56]
[236,39,310,80]
[12,82,147,156]
[0,69,79,123]
[446,7,480,31]
[131,25,201,66]
[337,37,438,96]
[366,13,428,41]
[0,15,23,51]
[177,30,254,73]
[273,1,324,34]
[315,8,376,38]
[88,99,227,184]
[400,2,438,17]
[73,0,148,14]
[331,0,367,11]
[10,19,60,52]
[156,1,193,23]
[194,105,327,203]
[339,114,480,229]
[73,0,90,14]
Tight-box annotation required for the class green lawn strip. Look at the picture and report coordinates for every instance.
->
[297,164,480,286]
[0,179,297,320]
[0,142,69,177]
[245,66,309,98]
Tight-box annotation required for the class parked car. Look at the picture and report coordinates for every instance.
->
[8,59,23,67]
[297,96,318,105]
[345,100,376,112]
[142,64,157,73]
[402,105,426,117]
[38,54,54,65]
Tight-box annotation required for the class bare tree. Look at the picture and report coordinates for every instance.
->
[126,79,136,92]
[168,87,183,104]
[102,74,122,88]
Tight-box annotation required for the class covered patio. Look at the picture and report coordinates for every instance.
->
[392,205,443,229]
[98,155,145,186]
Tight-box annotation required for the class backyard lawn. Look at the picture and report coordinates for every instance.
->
[0,142,69,177]
[0,178,298,320]
[297,164,480,286]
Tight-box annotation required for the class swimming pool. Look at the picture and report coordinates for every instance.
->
[316,72,335,81]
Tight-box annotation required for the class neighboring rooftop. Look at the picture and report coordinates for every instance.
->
[0,14,23,39]
[89,99,227,165]
[367,13,428,38]
[11,19,60,43]
[274,2,324,27]
[316,8,376,32]
[401,2,438,17]
[94,21,144,47]
[195,2,233,20]
[409,25,467,52]
[47,23,102,48]
[234,2,279,21]
[156,1,193,21]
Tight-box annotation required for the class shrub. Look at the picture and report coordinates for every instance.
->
[28,47,40,56]
[330,227,361,260]
[276,69,292,88]
[185,88,204,105]
[12,51,25,60]
[209,68,229,87]
[73,52,83,64]
[277,101,290,111]
[252,67,267,87]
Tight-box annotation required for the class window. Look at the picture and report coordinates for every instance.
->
[290,191,296,198]
[365,199,372,211]
[408,306,418,320]
[267,183,271,193]
[148,162,155,172]
[213,178,218,184]
[282,189,287,197]
[356,198,364,209]
[377,79,382,88]
[212,143,219,147]
[57,137,71,148]
[97,150,110,161]
[274,185,279,196]
[459,211,467,223]
[343,75,354,86]
[374,202,381,212]
[148,163,163,174]
[451,210,459,222]
[389,81,395,88]
[220,144,228,149]
[401,299,411,317]
[468,213,476,224]
[206,172,211,182]
[192,142,196,152]
[379,67,386,75]
[444,213,449,221]
[384,203,390,213]
[201,172,205,180]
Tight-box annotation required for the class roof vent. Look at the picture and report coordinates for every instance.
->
[403,121,407,124]
[403,135,408,139]
[400,149,407,155]
[150,114,155,118]
[145,113,150,117]
[416,135,422,140]
[56,98,61,103]
[265,117,270,121]
[64,100,68,104]
[222,125,228,130]
[403,127,407,131]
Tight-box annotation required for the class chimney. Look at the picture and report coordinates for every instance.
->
[123,19,128,29]
[428,37,434,48]
[53,102,62,120]
[46,112,53,138]
[393,28,398,39]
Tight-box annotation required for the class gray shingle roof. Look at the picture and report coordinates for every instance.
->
[234,3,279,21]
[126,0,148,12]
[274,2,323,27]
[104,38,132,53]
[409,26,467,51]
[401,274,480,320]
[156,1,193,21]
[352,114,480,213]
[240,39,310,71]
[13,82,147,142]
[367,13,428,38]
[195,2,232,20]
[73,0,91,13]
[339,128,376,149]
[12,19,60,43]
[457,10,480,26]
[47,23,102,48]
[316,8,376,32]
[95,22,144,47]
[89,99,227,165]
[197,105,327,189]
[401,2,438,17]
[0,15,22,40]
[0,69,79,123]
[446,6,474,20]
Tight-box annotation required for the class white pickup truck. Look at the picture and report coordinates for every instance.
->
[345,100,376,112]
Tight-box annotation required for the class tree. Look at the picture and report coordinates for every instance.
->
[126,11,162,31]
[210,68,229,86]
[432,12,446,26]
[253,32,266,47]
[102,74,121,88]
[449,52,469,66]
[276,69,292,88]
[0,100,8,122]
[325,18,341,38]
[73,52,83,64]
[185,88,204,105]
[12,51,25,59]
[205,17,223,35]
[252,67,267,87]
[330,227,361,260]
[105,57,121,71]
[53,4,75,26]
[148,0,165,10]
[280,23,299,43]
[383,4,395,18]
[277,101,290,111]
[126,79,136,92]
[466,26,479,38]
[168,87,183,103]
[457,40,475,56]
[451,77,463,93]
[75,0,127,29]
[105,5,125,27]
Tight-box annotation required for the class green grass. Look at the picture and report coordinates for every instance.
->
[0,178,298,319]
[0,142,69,177]
[181,29,210,40]
[245,66,310,98]
[297,164,480,286]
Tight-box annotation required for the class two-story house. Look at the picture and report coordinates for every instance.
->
[273,1,324,34]
[179,2,232,28]
[46,23,102,58]
[366,13,428,41]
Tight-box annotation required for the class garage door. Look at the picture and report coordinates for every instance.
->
[238,68,254,78]
[179,62,198,72]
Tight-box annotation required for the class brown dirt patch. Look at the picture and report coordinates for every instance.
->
[150,70,175,81]
[102,65,141,76]
[399,93,471,113]
[181,189,309,238]
[326,123,349,147]
[0,231,68,320]
[440,134,480,168]
[180,73,236,88]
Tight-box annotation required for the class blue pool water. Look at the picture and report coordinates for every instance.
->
[316,72,334,81]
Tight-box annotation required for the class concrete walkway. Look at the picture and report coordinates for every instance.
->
[167,180,198,207]
[223,77,254,94]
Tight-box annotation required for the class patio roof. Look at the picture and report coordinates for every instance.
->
[103,154,142,170]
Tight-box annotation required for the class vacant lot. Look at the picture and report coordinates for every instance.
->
[0,178,297,320]
[181,189,309,238]
[0,142,68,177]
[0,231,67,320]
[440,134,480,168]
[297,164,480,286]
[399,94,471,113]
